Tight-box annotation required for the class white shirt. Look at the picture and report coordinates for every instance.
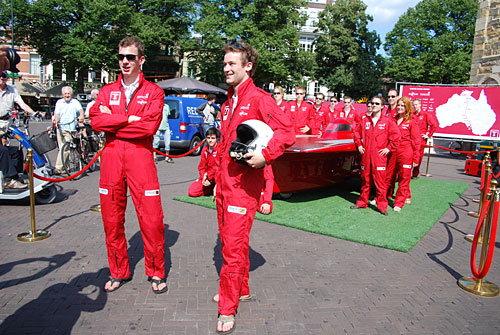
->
[54,98,83,131]
[0,84,23,118]
[122,77,139,104]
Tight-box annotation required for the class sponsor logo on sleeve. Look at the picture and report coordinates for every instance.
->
[99,188,109,195]
[403,164,412,169]
[376,166,386,171]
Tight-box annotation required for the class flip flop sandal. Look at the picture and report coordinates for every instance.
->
[216,314,236,335]
[212,293,253,303]
[104,277,131,293]
[151,278,168,294]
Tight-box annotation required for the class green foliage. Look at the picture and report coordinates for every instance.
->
[0,0,194,90]
[188,0,313,87]
[384,0,477,84]
[314,0,383,98]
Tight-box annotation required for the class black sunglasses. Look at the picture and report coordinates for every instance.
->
[388,95,397,98]
[372,102,381,105]
[273,92,281,95]
[117,54,138,61]
[330,100,337,103]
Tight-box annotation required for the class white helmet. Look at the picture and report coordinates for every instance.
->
[229,119,274,165]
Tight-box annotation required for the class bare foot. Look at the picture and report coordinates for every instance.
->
[217,315,235,333]
[104,280,121,291]
[151,276,167,292]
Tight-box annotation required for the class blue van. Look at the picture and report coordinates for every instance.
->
[161,96,206,155]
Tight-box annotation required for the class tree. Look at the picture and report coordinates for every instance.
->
[187,0,315,88]
[0,0,194,91]
[384,0,477,84]
[314,0,383,98]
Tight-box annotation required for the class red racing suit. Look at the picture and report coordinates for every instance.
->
[216,78,295,316]
[289,100,314,134]
[385,119,421,208]
[276,100,289,113]
[188,144,218,197]
[89,72,165,280]
[258,165,274,213]
[354,114,401,212]
[332,107,360,129]
[310,105,330,135]
[413,110,438,177]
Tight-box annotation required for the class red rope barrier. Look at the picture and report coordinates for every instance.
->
[29,150,102,182]
[492,170,500,180]
[481,161,487,190]
[432,144,492,155]
[471,198,491,278]
[478,198,499,278]
[153,139,205,158]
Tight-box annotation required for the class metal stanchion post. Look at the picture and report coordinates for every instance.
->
[421,139,433,177]
[90,140,104,213]
[17,149,51,242]
[458,180,500,297]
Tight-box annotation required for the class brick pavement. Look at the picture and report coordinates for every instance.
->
[0,124,499,334]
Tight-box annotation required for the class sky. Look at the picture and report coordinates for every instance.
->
[364,0,421,50]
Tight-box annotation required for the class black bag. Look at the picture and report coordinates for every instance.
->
[30,131,57,154]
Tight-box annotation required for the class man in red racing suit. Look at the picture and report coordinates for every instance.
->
[214,41,295,333]
[352,96,400,215]
[90,37,167,294]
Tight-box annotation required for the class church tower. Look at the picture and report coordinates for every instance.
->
[470,0,500,84]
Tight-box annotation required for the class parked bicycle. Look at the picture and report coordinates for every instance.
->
[61,123,102,180]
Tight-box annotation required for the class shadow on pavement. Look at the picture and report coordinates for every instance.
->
[0,251,76,290]
[0,270,107,334]
[213,234,265,276]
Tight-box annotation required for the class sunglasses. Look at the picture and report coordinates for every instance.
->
[330,100,337,103]
[0,73,7,79]
[273,92,281,95]
[372,102,381,105]
[296,92,305,95]
[316,98,324,100]
[388,95,397,98]
[117,54,138,61]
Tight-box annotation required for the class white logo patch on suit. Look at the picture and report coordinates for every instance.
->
[109,92,121,105]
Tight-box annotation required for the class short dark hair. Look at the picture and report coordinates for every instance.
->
[207,94,216,101]
[206,127,220,138]
[224,40,258,77]
[119,37,145,57]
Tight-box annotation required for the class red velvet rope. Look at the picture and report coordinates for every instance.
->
[478,198,499,278]
[471,198,492,278]
[29,150,102,182]
[432,144,492,154]
[480,161,487,190]
[492,170,500,179]
[153,139,205,158]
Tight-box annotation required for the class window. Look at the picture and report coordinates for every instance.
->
[166,101,179,119]
[29,54,41,75]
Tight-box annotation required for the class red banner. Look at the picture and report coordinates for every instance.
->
[401,85,500,140]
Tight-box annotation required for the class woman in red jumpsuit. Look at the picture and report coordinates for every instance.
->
[385,97,421,212]
[351,96,400,215]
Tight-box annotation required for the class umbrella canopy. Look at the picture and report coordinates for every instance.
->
[156,77,226,95]
[15,82,44,97]
[40,83,68,98]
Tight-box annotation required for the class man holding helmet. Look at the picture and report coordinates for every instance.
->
[214,41,295,334]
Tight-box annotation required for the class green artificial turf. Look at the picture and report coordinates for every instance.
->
[173,178,469,252]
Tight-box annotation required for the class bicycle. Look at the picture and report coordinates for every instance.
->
[60,123,102,179]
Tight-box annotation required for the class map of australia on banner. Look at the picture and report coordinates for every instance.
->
[401,85,500,140]
[436,90,496,136]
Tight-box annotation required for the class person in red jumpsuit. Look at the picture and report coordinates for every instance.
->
[351,96,401,215]
[327,96,338,123]
[333,95,359,128]
[289,86,313,134]
[385,97,421,212]
[384,88,398,118]
[272,85,289,113]
[412,98,438,178]
[188,127,219,197]
[89,37,167,294]
[310,93,330,135]
[214,41,295,334]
